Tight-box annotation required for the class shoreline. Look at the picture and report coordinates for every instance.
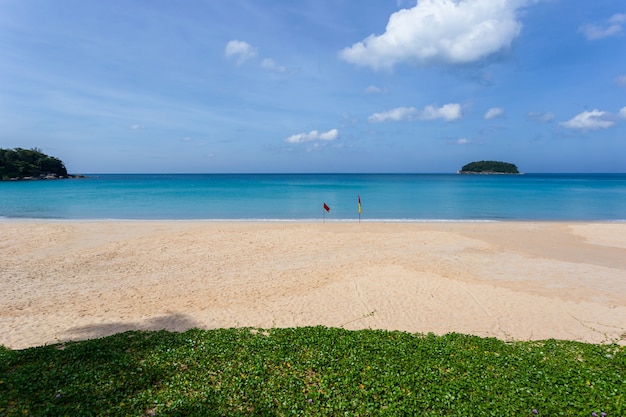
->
[2,221,625,350]
[3,218,626,223]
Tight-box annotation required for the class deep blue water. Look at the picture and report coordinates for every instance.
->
[1,174,625,221]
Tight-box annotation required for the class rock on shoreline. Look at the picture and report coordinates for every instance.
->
[5,174,87,181]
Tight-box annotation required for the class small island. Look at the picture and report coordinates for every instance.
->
[458,160,520,174]
[0,147,81,181]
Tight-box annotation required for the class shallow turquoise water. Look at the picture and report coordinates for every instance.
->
[1,173,625,221]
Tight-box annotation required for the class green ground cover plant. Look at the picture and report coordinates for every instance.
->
[1,327,624,416]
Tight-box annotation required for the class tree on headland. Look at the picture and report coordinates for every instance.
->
[0,148,68,180]
[458,160,519,174]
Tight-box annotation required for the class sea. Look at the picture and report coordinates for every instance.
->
[1,173,626,221]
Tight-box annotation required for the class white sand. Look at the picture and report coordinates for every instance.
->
[1,221,625,349]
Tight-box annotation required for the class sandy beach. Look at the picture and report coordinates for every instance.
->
[1,221,625,350]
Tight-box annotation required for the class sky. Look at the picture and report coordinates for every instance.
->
[1,0,625,173]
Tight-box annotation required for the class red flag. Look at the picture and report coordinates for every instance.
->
[323,202,330,212]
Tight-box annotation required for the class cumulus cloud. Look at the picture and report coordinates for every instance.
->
[369,103,462,122]
[225,41,290,73]
[560,110,614,130]
[615,75,626,87]
[527,112,555,123]
[579,14,626,40]
[368,106,419,122]
[261,58,288,73]
[619,107,626,119]
[423,103,462,120]
[364,85,388,94]
[285,129,339,144]
[484,107,504,120]
[225,40,257,65]
[456,138,472,145]
[339,0,528,70]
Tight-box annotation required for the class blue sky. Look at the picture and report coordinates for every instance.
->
[1,0,625,173]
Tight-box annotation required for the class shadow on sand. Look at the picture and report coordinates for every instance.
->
[65,312,205,343]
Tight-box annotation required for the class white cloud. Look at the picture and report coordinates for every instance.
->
[364,85,388,94]
[456,138,471,145]
[339,0,527,70]
[527,112,554,123]
[225,42,290,73]
[422,103,462,121]
[560,110,614,130]
[261,58,287,73]
[615,75,626,87]
[484,107,504,120]
[225,40,257,65]
[318,129,339,140]
[619,107,626,119]
[611,14,626,24]
[286,129,339,144]
[130,124,144,130]
[368,106,418,122]
[368,103,461,122]
[579,13,626,40]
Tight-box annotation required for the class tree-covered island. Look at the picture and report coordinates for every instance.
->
[458,160,520,174]
[0,148,79,180]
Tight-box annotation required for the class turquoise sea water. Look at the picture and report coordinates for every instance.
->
[1,174,626,221]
